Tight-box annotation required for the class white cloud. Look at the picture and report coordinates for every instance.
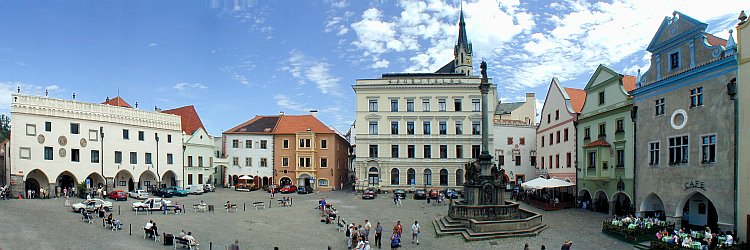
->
[281,50,342,96]
[0,81,65,112]
[173,82,208,91]
[274,94,309,112]
[372,58,390,69]
[148,43,159,47]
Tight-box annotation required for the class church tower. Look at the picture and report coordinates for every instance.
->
[454,9,473,75]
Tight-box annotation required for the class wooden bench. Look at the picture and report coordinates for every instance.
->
[173,236,199,249]
[143,227,160,241]
[224,203,237,213]
[337,219,347,232]
[252,202,265,210]
[134,206,150,215]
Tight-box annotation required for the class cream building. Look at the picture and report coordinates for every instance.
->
[223,115,277,187]
[536,78,585,183]
[493,93,537,186]
[735,10,748,243]
[162,105,217,187]
[10,94,183,196]
[352,11,496,191]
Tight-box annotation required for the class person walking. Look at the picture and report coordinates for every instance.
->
[229,240,240,250]
[390,232,401,249]
[374,222,383,248]
[393,221,403,237]
[561,240,573,250]
[351,226,360,249]
[411,221,420,245]
[271,187,275,198]
[364,220,372,240]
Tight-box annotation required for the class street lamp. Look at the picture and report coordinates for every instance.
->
[182,144,186,188]
[100,127,105,190]
[155,133,160,188]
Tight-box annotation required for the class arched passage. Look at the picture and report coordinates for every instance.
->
[85,172,105,190]
[678,192,718,231]
[56,171,77,191]
[594,190,609,213]
[162,170,177,188]
[611,192,632,216]
[640,193,665,220]
[231,175,239,186]
[279,177,292,186]
[262,177,269,186]
[25,169,49,198]
[298,173,311,187]
[367,167,379,186]
[115,169,135,191]
[578,189,592,209]
[138,170,157,191]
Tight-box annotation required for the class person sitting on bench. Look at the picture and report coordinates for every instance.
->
[106,213,114,225]
[150,222,159,238]
[174,203,183,214]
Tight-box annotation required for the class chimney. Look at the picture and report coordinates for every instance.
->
[309,110,318,117]
[279,111,285,116]
[526,92,535,103]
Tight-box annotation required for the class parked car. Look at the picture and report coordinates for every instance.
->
[442,188,459,199]
[186,185,204,195]
[71,198,113,213]
[362,188,377,199]
[128,189,149,200]
[107,190,128,201]
[297,186,314,194]
[203,184,215,192]
[279,185,297,194]
[413,189,427,200]
[152,188,174,198]
[132,198,172,211]
[167,186,188,196]
[265,185,281,193]
[393,189,406,199]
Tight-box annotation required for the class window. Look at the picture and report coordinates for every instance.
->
[321,140,327,149]
[588,152,596,168]
[260,158,268,167]
[282,157,289,167]
[455,121,463,135]
[701,135,716,163]
[198,156,203,167]
[45,122,51,132]
[70,123,80,134]
[406,121,415,135]
[616,119,624,132]
[669,135,689,164]
[549,133,553,145]
[391,99,398,112]
[406,99,414,112]
[44,147,53,160]
[471,145,480,159]
[564,128,569,141]
[454,99,462,111]
[555,110,559,120]
[391,121,399,134]
[232,139,239,148]
[369,145,378,158]
[531,156,537,167]
[547,114,551,124]
[456,145,463,158]
[438,99,446,111]
[188,156,193,167]
[407,145,415,158]
[245,140,252,148]
[391,145,399,158]
[318,158,327,168]
[497,155,504,166]
[566,152,571,168]
[555,154,560,168]
[472,99,480,112]
[655,98,665,116]
[198,174,203,184]
[670,52,680,69]
[114,151,122,164]
[423,145,431,158]
[232,157,239,166]
[422,121,431,135]
[439,121,447,135]
[690,87,704,108]
[283,140,289,149]
[541,157,544,169]
[472,121,480,135]
[122,129,129,140]
[369,99,378,112]
[440,169,448,186]
[260,140,267,149]
[520,137,526,145]
[145,153,152,164]
[129,152,137,164]
[369,121,378,135]
[167,153,173,164]
[167,134,172,143]
[390,168,400,185]
[422,99,430,111]
[299,139,311,148]
[245,157,252,166]
[556,130,561,143]
[598,123,606,138]
[138,131,144,141]
[439,145,447,158]
[187,174,193,185]
[598,91,605,105]
[616,149,625,167]
[541,136,544,147]
[407,169,416,185]
[423,169,432,185]
[515,156,521,166]
[318,179,329,187]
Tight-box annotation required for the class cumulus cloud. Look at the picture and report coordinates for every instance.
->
[281,50,342,96]
[173,82,208,91]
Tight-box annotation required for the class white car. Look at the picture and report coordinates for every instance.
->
[186,185,204,195]
[71,198,113,213]
[132,198,172,211]
[128,189,149,199]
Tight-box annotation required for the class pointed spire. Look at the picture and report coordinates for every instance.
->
[456,6,469,53]
[726,29,736,49]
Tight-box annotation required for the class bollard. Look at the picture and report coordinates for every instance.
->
[244,202,246,211]
[102,219,105,227]
[118,206,121,215]
[269,199,272,208]
[129,224,132,235]
[209,242,212,250]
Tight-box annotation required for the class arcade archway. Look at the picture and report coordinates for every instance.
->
[298,173,312,187]
[611,192,632,216]
[279,177,292,186]
[56,171,77,191]
[25,169,49,198]
[594,190,609,213]
[115,169,135,191]
[138,170,157,191]
[162,170,177,188]
[85,172,105,190]
[678,192,718,231]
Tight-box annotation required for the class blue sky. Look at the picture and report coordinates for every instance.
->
[0,0,745,135]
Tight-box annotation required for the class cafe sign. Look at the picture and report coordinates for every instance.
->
[684,180,706,191]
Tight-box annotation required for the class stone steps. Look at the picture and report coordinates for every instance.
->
[433,216,548,241]
[632,241,650,250]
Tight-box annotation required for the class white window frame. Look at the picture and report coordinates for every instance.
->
[701,134,716,164]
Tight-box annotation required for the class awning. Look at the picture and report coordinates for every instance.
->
[521,177,575,189]
[238,175,253,180]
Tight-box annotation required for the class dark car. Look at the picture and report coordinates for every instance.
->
[362,188,377,199]
[297,186,314,194]
[153,188,173,198]
[279,185,297,194]
[107,190,128,201]
[393,189,406,199]
[442,188,459,199]
[413,189,427,200]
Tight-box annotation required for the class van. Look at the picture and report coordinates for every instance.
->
[186,185,204,195]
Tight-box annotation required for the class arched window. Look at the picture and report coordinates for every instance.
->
[407,168,416,185]
[456,169,464,186]
[423,169,432,185]
[390,168,400,185]
[440,169,449,186]
[368,167,379,185]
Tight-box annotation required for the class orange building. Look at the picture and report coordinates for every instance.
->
[272,113,349,191]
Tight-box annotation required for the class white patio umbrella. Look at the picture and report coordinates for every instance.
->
[238,175,253,180]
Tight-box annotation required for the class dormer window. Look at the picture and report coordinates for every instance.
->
[670,52,680,69]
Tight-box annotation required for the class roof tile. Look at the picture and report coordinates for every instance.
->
[274,115,334,134]
[161,105,205,135]
[224,116,280,134]
[101,96,132,108]
[622,75,637,92]
[583,139,611,148]
[564,87,586,113]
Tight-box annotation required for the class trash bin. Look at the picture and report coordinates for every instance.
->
[208,204,214,212]
[163,233,173,246]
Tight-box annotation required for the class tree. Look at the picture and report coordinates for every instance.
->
[0,114,9,142]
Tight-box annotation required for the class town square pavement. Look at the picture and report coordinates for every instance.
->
[0,187,633,250]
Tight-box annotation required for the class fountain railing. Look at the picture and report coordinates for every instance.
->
[448,202,520,221]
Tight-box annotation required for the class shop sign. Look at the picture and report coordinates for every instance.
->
[684,180,706,191]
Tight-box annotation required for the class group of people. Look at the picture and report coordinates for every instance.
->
[144,220,159,239]
[609,215,669,230]
[105,213,122,229]
[657,226,735,249]
[392,195,403,207]
[318,199,338,224]
[0,185,10,200]
[280,196,292,207]
[175,229,198,245]
[344,220,421,250]
[26,187,48,199]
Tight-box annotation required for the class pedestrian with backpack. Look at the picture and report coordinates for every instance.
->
[390,232,401,249]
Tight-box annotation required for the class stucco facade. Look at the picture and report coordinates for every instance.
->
[181,128,217,187]
[493,93,537,186]
[633,11,737,232]
[224,131,274,187]
[735,11,748,242]
[576,65,636,215]
[10,94,184,196]
[536,78,583,183]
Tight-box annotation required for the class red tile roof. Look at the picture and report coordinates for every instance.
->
[583,139,611,148]
[622,75,637,92]
[161,105,205,135]
[224,116,280,134]
[564,87,586,113]
[101,96,132,108]
[705,33,727,47]
[274,115,334,134]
